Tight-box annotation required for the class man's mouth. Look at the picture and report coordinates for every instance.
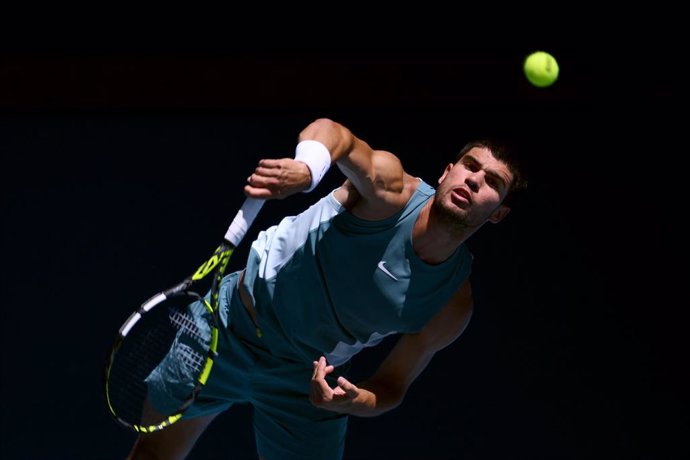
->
[451,188,471,206]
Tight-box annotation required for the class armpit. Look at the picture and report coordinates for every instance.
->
[333,179,361,211]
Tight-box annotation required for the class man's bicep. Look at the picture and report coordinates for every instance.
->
[336,143,406,202]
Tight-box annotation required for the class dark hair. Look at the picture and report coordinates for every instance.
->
[455,138,529,209]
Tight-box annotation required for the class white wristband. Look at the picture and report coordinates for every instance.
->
[295,140,331,193]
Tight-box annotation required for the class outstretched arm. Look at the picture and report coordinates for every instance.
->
[310,278,474,417]
[244,118,414,217]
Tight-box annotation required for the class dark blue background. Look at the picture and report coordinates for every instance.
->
[1,41,685,459]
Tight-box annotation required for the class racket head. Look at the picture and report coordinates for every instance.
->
[104,290,219,433]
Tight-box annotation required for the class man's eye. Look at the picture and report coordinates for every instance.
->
[486,178,500,190]
[464,162,479,172]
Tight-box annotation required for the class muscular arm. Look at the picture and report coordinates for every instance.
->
[310,279,474,417]
[298,119,402,194]
[245,118,415,218]
[300,118,418,218]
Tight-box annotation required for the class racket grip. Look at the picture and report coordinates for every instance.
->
[224,197,265,246]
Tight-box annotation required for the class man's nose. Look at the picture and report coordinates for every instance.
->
[465,174,480,192]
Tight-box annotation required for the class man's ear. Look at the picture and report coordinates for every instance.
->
[438,163,453,184]
[489,205,511,224]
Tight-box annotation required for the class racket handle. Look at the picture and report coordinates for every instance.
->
[224,197,265,246]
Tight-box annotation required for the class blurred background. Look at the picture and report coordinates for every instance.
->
[1,21,686,460]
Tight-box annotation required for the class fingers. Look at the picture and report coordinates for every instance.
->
[244,158,311,199]
[311,358,339,391]
[311,356,334,380]
[310,357,334,405]
[247,171,281,189]
[244,159,290,199]
[337,376,359,398]
[244,184,275,199]
[252,161,284,181]
[309,357,358,411]
[255,158,282,169]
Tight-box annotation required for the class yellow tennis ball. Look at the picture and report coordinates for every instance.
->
[523,51,559,88]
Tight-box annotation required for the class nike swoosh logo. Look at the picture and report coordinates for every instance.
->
[377,261,398,281]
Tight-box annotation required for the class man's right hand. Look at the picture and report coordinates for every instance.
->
[244,158,312,199]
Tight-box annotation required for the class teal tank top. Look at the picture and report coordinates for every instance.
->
[241,179,473,365]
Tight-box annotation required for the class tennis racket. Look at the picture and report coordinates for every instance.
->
[103,197,264,433]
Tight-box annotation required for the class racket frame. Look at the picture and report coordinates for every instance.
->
[104,242,234,433]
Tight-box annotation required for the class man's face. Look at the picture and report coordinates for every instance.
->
[434,147,514,230]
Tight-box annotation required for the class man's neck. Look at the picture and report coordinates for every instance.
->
[412,200,473,265]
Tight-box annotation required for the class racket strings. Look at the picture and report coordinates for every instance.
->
[173,343,205,374]
[168,308,204,343]
[107,299,213,426]
[168,306,213,374]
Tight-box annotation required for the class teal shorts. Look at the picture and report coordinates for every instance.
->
[146,271,348,460]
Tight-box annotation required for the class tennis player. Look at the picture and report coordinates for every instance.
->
[127,117,528,459]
